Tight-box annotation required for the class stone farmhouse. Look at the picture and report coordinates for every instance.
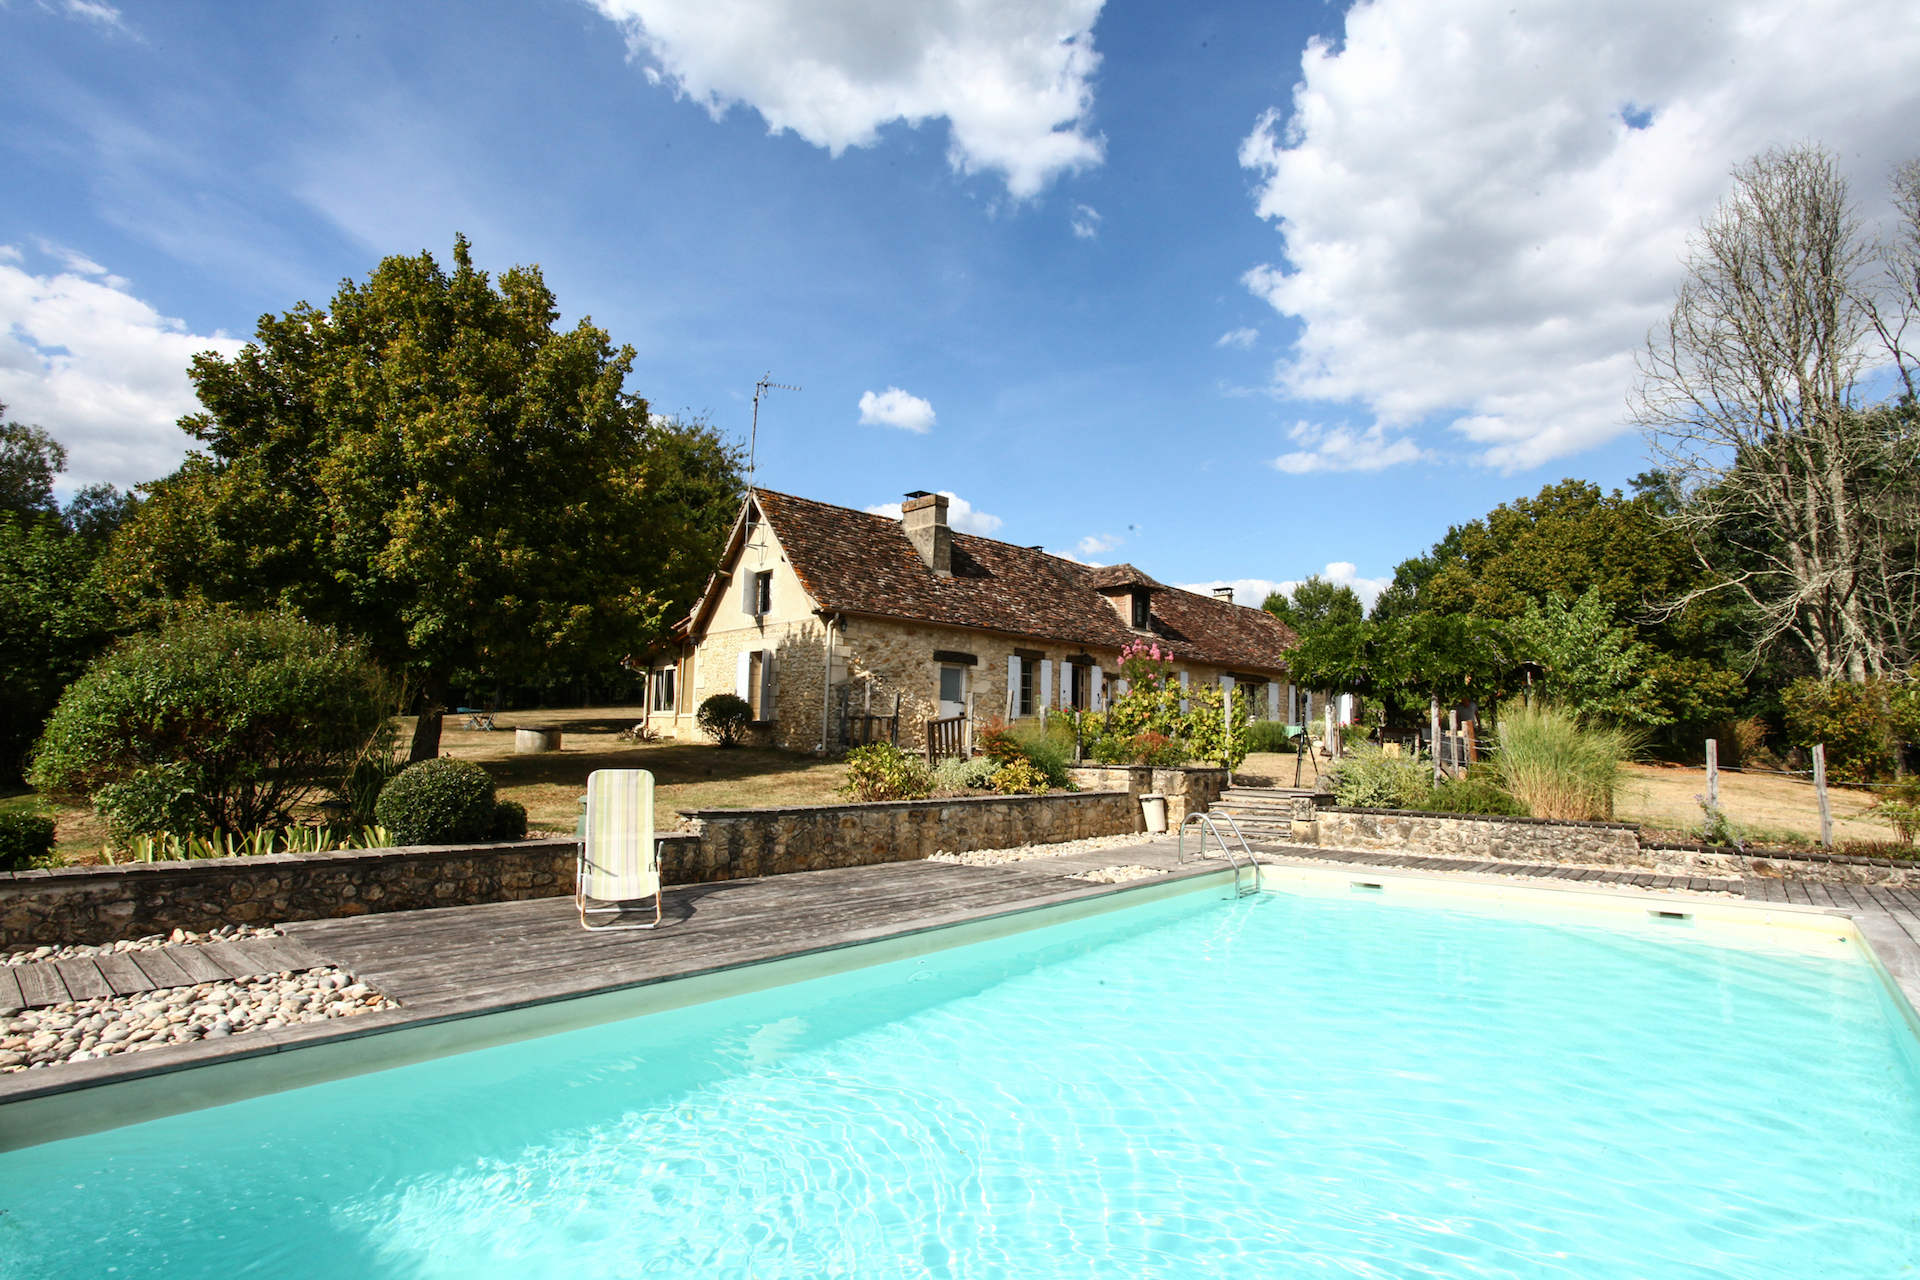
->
[637,489,1309,753]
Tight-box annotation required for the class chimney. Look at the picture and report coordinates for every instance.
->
[901,491,951,576]
[1213,586,1235,604]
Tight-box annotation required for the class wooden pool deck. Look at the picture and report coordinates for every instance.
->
[3,835,1918,1140]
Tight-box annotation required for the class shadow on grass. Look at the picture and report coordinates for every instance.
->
[482,742,833,792]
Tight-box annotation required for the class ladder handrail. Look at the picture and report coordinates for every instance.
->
[1177,810,1260,897]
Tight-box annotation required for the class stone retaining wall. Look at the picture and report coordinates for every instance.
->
[0,789,1139,948]
[1068,765,1228,826]
[675,789,1138,882]
[1301,804,1917,886]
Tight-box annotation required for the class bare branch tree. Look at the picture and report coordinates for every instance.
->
[1635,145,1920,683]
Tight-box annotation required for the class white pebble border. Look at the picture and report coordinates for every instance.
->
[927,831,1162,867]
[1,968,395,1073]
[4,924,277,967]
[1068,864,1163,885]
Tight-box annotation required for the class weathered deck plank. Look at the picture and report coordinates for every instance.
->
[52,958,112,1001]
[129,947,194,990]
[92,952,154,997]
[14,962,69,1007]
[0,966,22,1014]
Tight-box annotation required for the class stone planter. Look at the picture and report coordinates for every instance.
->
[1140,794,1168,834]
[515,726,563,753]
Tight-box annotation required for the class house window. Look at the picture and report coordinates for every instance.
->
[1130,589,1150,630]
[652,667,676,713]
[939,665,965,708]
[752,570,773,616]
[1017,656,1036,717]
[1068,663,1091,710]
[740,650,778,721]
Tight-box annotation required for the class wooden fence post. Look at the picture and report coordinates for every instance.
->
[1705,738,1718,810]
[1430,696,1442,787]
[1813,743,1833,848]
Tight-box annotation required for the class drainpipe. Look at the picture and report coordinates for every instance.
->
[819,611,839,754]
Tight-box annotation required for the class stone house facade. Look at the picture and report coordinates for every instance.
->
[638,488,1311,753]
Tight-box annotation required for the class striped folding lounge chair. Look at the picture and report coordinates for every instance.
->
[577,769,665,930]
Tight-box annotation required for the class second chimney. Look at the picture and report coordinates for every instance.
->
[1213,586,1235,604]
[902,491,951,577]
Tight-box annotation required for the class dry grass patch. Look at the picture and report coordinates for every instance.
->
[1615,761,1891,847]
[413,706,846,832]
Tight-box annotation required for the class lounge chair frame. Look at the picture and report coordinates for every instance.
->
[576,769,666,931]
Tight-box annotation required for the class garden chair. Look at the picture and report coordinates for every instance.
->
[577,768,665,930]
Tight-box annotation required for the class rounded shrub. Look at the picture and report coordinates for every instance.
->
[374,756,497,845]
[0,810,56,871]
[840,743,932,802]
[697,693,753,747]
[29,606,390,842]
[489,798,529,840]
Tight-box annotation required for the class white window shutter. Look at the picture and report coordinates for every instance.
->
[1007,654,1021,717]
[762,653,778,721]
[1267,681,1279,721]
[1094,668,1106,711]
[1058,659,1069,709]
[736,650,750,700]
[1038,659,1052,711]
[1221,674,1235,697]
[1116,677,1130,697]
[1178,670,1189,713]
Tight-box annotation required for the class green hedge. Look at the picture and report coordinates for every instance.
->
[0,810,55,871]
[374,757,497,844]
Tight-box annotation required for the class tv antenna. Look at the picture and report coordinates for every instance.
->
[748,373,801,489]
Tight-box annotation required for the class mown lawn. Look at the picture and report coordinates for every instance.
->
[8,704,849,865]
[417,705,847,834]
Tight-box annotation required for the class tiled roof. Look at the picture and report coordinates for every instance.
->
[1081,564,1166,591]
[738,489,1298,675]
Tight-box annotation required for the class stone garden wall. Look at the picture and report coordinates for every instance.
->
[1300,803,1919,886]
[1067,764,1228,827]
[0,789,1139,948]
[674,789,1137,882]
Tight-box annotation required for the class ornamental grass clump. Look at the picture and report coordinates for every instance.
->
[1329,745,1432,810]
[1492,703,1636,821]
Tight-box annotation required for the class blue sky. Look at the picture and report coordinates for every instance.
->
[4,0,1917,607]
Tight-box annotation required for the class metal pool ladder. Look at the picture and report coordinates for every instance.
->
[1177,810,1261,898]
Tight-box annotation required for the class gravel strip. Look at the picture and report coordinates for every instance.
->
[0,969,396,1073]
[928,831,1161,867]
[4,924,278,967]
[1068,864,1164,885]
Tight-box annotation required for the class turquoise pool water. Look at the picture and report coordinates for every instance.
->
[3,885,1919,1278]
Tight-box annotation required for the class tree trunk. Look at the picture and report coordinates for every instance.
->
[409,679,448,762]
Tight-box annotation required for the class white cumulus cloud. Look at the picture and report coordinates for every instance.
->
[1215,327,1259,350]
[587,0,1106,198]
[1273,421,1425,474]
[858,386,937,434]
[1180,562,1391,612]
[0,245,241,490]
[1240,0,1920,472]
[866,490,1004,535]
[1070,203,1102,239]
[1075,532,1121,558]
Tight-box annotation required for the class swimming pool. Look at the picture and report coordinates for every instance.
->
[3,876,1917,1278]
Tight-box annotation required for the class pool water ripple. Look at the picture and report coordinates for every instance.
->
[3,888,1918,1277]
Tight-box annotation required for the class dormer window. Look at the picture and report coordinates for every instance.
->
[1130,589,1150,630]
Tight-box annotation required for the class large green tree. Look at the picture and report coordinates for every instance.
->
[1263,574,1364,633]
[107,238,743,759]
[0,408,131,781]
